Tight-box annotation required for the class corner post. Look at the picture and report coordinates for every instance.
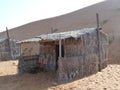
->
[96,13,101,71]
[6,27,12,60]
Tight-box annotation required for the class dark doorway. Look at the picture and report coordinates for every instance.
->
[55,45,64,70]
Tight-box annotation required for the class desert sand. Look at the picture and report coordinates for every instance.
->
[0,60,120,90]
[0,0,120,90]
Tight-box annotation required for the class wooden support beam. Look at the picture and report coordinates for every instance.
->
[6,27,12,59]
[59,34,62,58]
[59,39,62,58]
[96,13,99,29]
[96,13,101,71]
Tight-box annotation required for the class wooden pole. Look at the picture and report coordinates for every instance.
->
[59,35,62,58]
[6,27,12,59]
[96,13,101,71]
[96,13,99,29]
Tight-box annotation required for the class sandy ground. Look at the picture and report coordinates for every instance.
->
[0,1,120,89]
[0,60,120,90]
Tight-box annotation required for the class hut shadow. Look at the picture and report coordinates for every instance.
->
[0,68,108,90]
[0,72,59,90]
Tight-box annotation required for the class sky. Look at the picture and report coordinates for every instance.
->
[0,0,105,32]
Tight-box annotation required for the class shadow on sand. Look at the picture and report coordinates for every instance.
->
[0,71,60,90]
[0,70,102,90]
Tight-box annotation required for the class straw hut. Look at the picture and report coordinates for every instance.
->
[0,38,20,60]
[18,38,40,73]
[18,28,108,82]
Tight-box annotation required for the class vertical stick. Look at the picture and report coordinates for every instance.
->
[59,39,62,58]
[96,13,99,29]
[20,43,21,57]
[58,35,62,81]
[6,27,12,59]
[96,13,101,71]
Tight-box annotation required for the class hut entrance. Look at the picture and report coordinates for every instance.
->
[55,45,64,70]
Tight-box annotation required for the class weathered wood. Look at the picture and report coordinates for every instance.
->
[99,31,108,70]
[6,27,12,59]
[18,28,108,82]
[0,38,20,61]
[39,44,56,71]
[96,13,102,71]
[57,29,108,82]
[59,39,62,58]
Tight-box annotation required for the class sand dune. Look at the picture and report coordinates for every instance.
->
[0,0,120,63]
[0,0,120,41]
[0,60,120,90]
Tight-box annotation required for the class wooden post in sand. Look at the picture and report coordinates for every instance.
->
[6,27,12,59]
[96,13,102,71]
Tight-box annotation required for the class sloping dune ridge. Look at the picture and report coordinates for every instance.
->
[0,0,120,40]
[0,0,120,63]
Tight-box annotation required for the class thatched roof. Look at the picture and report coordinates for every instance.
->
[37,28,96,40]
[17,38,40,43]
[18,28,96,43]
[0,38,7,42]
